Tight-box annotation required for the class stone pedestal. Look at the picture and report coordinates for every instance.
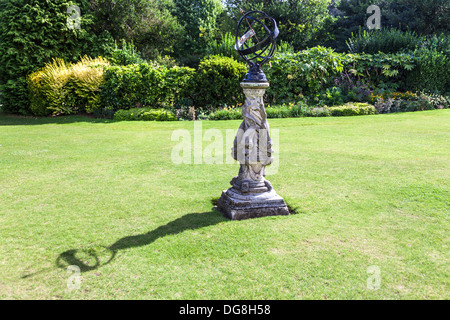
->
[217,82,289,220]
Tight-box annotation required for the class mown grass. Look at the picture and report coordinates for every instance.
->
[0,110,448,299]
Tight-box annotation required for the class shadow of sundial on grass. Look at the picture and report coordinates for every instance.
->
[55,210,227,273]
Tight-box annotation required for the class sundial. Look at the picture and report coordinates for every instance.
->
[216,10,289,220]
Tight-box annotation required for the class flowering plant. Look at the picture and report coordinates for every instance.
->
[333,73,372,102]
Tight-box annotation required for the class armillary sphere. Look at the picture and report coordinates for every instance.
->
[235,10,279,82]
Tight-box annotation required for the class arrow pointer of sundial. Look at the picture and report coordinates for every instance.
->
[240,8,260,43]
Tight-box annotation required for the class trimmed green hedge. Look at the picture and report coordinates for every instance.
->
[99,64,195,116]
[209,102,376,120]
[406,48,450,95]
[209,107,242,120]
[113,108,177,121]
[328,103,376,116]
[192,55,247,109]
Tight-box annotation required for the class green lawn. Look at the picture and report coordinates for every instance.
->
[0,110,449,299]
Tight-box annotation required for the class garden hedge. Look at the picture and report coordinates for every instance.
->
[28,57,110,116]
[99,64,195,117]
[192,55,247,109]
[0,0,111,115]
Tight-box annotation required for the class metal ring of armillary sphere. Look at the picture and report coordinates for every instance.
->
[235,10,279,82]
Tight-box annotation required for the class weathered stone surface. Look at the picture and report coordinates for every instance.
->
[217,81,289,220]
[217,188,290,220]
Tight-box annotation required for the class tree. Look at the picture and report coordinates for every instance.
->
[327,0,450,51]
[390,0,449,35]
[172,0,224,64]
[89,0,183,60]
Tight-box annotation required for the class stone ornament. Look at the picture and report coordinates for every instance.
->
[217,83,289,220]
[216,10,289,220]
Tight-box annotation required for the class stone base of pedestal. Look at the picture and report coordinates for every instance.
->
[216,188,290,220]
